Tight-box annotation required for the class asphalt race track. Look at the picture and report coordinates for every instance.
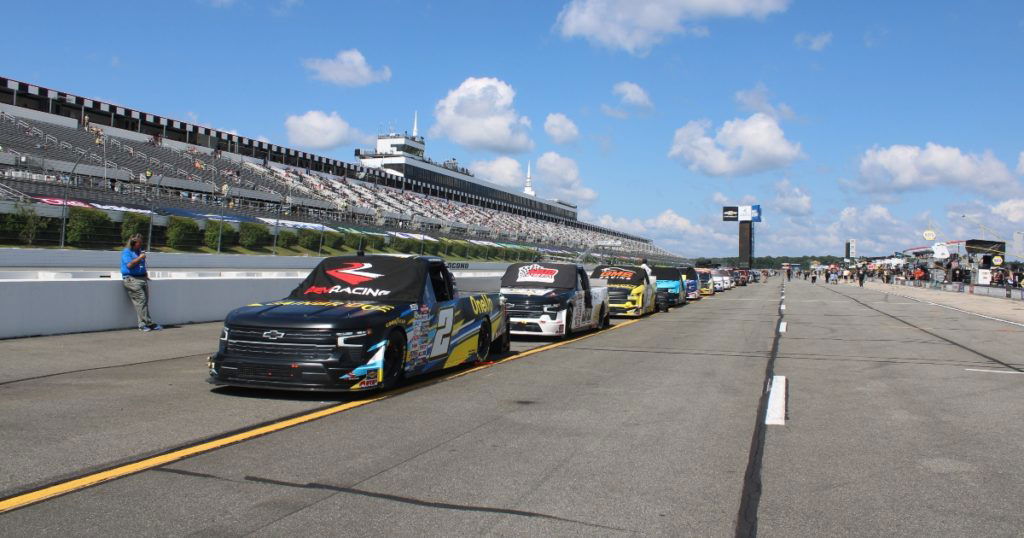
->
[1,278,1023,535]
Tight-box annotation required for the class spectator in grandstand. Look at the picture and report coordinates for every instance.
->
[121,233,162,332]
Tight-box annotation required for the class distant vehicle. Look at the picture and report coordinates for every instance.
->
[697,270,716,296]
[711,270,728,291]
[732,270,748,286]
[208,255,508,392]
[499,262,610,338]
[653,266,687,310]
[750,271,761,283]
[591,265,657,317]
[681,266,701,300]
[721,269,736,289]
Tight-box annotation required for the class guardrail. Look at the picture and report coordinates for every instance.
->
[0,265,512,339]
[0,276,303,339]
[0,248,514,271]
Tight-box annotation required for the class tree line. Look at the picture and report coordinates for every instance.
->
[691,255,846,269]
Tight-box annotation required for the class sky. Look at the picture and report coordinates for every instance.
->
[4,0,1024,258]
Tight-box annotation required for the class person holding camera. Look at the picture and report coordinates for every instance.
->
[121,233,162,331]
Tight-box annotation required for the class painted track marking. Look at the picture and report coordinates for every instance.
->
[878,288,1024,329]
[0,318,641,514]
[778,321,787,333]
[765,376,787,425]
[964,368,1024,375]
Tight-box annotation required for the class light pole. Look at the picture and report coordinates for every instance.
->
[59,151,88,248]
[146,172,163,250]
[210,166,224,253]
[272,181,291,255]
[97,132,107,186]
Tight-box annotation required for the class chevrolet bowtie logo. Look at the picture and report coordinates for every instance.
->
[263,330,286,340]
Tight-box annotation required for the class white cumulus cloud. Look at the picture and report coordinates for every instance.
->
[284,110,368,150]
[556,0,790,55]
[536,151,597,205]
[303,49,391,87]
[596,214,648,235]
[794,32,833,51]
[992,199,1024,223]
[544,113,580,144]
[613,81,653,108]
[469,156,523,188]
[796,203,914,256]
[735,82,794,120]
[593,208,733,256]
[1017,151,1024,175]
[600,104,629,119]
[430,77,533,153]
[668,113,803,177]
[856,143,1016,193]
[772,179,812,216]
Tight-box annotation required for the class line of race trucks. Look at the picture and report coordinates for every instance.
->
[207,256,762,393]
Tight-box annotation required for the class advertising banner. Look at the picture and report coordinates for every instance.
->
[738,206,752,221]
[722,206,738,221]
[751,204,762,222]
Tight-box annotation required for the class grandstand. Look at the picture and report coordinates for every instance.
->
[0,76,676,259]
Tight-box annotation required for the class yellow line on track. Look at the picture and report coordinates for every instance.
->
[0,317,643,514]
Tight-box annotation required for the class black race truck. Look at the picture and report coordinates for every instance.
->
[208,255,508,392]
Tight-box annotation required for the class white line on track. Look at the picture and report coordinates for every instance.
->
[778,321,787,333]
[878,290,1024,329]
[964,368,1024,375]
[780,304,786,310]
[765,375,787,425]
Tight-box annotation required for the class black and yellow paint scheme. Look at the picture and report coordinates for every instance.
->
[591,265,657,317]
[208,256,508,392]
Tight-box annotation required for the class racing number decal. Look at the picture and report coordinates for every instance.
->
[430,307,454,358]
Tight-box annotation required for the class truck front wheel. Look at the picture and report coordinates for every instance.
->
[381,330,406,390]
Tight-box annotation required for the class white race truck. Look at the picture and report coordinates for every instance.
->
[500,262,610,338]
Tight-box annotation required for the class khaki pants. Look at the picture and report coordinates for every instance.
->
[123,276,153,327]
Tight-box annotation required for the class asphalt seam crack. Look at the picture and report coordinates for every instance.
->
[734,279,786,537]
[822,285,1023,373]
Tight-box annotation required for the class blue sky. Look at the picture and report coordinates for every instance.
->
[5,0,1024,257]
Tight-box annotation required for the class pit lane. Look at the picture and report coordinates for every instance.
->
[0,275,619,501]
[3,277,1022,535]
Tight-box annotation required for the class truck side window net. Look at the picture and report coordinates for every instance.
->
[430,265,452,302]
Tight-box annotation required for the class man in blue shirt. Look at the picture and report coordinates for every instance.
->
[121,233,161,331]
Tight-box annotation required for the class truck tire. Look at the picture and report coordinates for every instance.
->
[490,314,511,355]
[563,306,574,339]
[381,330,406,390]
[476,319,492,362]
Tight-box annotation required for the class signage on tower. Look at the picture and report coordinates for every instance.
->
[722,206,739,221]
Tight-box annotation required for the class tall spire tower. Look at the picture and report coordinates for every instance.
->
[523,160,536,197]
[412,111,418,138]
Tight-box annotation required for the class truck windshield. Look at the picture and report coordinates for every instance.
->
[652,267,681,281]
[500,263,578,289]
